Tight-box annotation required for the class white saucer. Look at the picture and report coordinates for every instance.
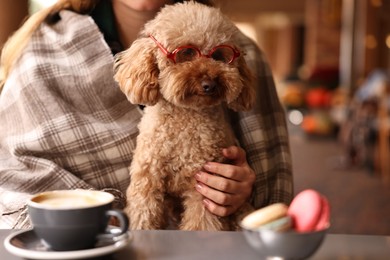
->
[4,227,132,260]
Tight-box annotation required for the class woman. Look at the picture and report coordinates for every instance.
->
[0,0,293,229]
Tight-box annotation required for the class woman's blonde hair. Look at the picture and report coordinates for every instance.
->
[0,0,98,92]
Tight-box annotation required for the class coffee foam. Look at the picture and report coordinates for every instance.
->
[35,196,100,208]
[30,190,113,209]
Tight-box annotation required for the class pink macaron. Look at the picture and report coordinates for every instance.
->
[287,189,330,232]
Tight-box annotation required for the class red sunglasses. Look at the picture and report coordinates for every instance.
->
[149,35,240,64]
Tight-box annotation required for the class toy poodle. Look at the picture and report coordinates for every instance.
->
[114,1,256,231]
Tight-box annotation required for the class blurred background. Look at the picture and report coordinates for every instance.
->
[1,0,389,235]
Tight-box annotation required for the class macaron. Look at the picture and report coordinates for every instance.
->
[241,203,289,230]
[287,189,330,232]
[259,215,292,232]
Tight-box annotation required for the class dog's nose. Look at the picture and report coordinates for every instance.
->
[201,80,217,94]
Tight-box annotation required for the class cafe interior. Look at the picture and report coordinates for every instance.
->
[1,0,389,237]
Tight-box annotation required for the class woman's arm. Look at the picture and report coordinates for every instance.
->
[233,34,293,208]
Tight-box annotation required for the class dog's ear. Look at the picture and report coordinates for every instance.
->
[228,57,256,111]
[114,37,160,106]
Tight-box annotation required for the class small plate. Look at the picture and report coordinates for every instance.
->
[4,227,132,260]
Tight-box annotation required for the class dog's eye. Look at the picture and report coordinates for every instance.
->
[210,47,236,63]
[175,47,199,63]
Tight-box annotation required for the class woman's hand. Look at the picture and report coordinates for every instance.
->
[194,146,255,216]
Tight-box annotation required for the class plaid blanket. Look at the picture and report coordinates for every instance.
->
[0,10,292,228]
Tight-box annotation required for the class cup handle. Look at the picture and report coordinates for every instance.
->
[98,209,130,240]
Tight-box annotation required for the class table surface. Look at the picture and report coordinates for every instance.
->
[1,229,390,259]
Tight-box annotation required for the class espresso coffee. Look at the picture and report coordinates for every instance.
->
[28,190,129,251]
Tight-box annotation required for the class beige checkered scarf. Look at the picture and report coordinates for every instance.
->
[0,10,292,229]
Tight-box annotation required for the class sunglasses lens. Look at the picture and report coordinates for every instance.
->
[174,47,200,63]
[210,46,236,63]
